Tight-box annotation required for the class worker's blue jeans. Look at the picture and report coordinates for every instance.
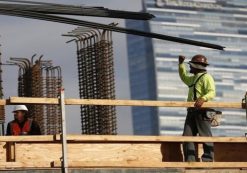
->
[183,109,214,162]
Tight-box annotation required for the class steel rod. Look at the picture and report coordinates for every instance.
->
[0,1,154,20]
[0,8,224,50]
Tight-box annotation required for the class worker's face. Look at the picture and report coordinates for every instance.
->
[13,111,25,122]
[189,65,197,74]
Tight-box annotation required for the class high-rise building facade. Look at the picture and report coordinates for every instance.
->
[126,0,247,136]
[126,20,159,135]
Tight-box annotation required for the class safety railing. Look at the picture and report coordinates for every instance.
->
[0,94,246,172]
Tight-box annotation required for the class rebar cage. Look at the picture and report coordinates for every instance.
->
[9,56,62,135]
[0,45,5,134]
[65,26,117,135]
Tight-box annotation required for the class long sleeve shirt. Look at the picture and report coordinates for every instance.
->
[179,63,215,102]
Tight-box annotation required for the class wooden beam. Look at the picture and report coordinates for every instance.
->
[0,99,6,105]
[9,97,244,109]
[0,162,27,169]
[0,161,246,169]
[52,161,247,168]
[58,135,247,143]
[0,143,6,162]
[0,135,246,143]
[0,135,55,142]
[65,99,243,109]
[10,97,59,105]
[0,161,56,168]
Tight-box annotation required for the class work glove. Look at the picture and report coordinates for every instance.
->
[179,55,185,64]
[194,97,206,108]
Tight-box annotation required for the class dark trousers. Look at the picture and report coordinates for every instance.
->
[183,109,214,162]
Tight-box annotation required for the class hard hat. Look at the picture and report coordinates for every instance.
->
[13,105,28,112]
[189,54,209,66]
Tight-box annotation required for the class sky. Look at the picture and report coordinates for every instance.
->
[0,0,142,134]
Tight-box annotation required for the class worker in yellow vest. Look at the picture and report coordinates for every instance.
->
[6,105,41,136]
[178,55,215,162]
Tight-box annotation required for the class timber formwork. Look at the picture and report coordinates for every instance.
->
[0,96,246,172]
[1,96,247,172]
[0,135,247,171]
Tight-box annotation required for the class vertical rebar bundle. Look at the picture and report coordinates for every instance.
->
[0,45,5,132]
[64,26,117,135]
[9,56,62,135]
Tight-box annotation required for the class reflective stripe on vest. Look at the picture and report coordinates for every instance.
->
[10,119,32,136]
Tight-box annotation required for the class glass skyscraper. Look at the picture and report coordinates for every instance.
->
[126,20,159,135]
[126,0,247,136]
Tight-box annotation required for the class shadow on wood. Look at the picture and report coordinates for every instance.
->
[161,142,183,162]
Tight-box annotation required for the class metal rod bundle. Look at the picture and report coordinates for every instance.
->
[8,55,62,135]
[0,45,5,135]
[0,0,224,50]
[0,0,154,20]
[64,26,117,135]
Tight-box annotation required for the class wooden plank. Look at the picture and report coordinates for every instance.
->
[15,143,163,163]
[0,141,246,169]
[10,97,244,109]
[0,161,55,168]
[0,135,246,143]
[59,135,247,143]
[0,100,6,105]
[69,143,162,162]
[0,161,246,169]
[0,162,28,169]
[65,99,243,109]
[14,142,247,167]
[215,143,247,161]
[10,97,59,105]
[0,135,55,142]
[0,142,6,162]
[15,143,62,163]
[52,161,247,168]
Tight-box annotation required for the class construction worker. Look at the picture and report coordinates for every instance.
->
[178,55,215,162]
[6,105,41,136]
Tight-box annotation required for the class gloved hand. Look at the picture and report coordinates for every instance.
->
[194,98,206,108]
[179,55,185,64]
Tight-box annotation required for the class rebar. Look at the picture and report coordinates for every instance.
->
[0,1,224,50]
[0,0,155,20]
[0,44,5,128]
[8,55,62,135]
[64,26,117,135]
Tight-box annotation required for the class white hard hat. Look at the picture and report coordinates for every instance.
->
[13,105,28,112]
